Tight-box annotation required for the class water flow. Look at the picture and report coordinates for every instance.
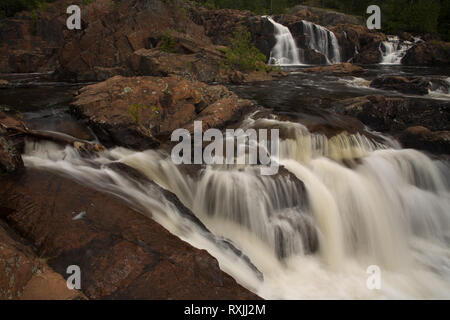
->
[379,36,413,65]
[266,17,302,66]
[301,20,341,64]
[22,115,450,299]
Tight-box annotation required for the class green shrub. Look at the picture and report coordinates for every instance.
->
[220,26,271,73]
[160,31,175,53]
[127,103,161,126]
[29,9,38,35]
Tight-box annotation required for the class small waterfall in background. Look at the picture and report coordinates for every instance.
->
[301,20,341,64]
[266,16,302,66]
[22,112,450,299]
[379,36,414,65]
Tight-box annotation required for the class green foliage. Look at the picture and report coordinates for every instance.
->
[29,9,38,35]
[193,0,300,15]
[127,103,161,126]
[308,0,446,38]
[160,31,175,53]
[220,26,272,72]
[0,0,57,18]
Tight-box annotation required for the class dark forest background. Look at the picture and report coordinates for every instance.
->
[1,0,449,41]
[197,0,450,41]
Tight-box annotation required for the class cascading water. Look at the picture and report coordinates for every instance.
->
[266,16,302,66]
[266,17,342,65]
[301,20,341,64]
[22,112,450,299]
[379,36,414,65]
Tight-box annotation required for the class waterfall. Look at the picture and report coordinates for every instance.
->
[379,36,413,65]
[22,114,450,299]
[266,17,342,65]
[266,16,302,66]
[301,20,341,64]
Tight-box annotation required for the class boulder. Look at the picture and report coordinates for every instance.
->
[370,76,430,95]
[333,95,450,133]
[399,126,450,155]
[70,75,255,150]
[402,42,450,66]
[0,169,261,300]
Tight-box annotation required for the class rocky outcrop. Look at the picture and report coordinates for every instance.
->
[0,4,66,73]
[290,5,364,26]
[70,75,255,150]
[0,221,85,300]
[399,126,450,155]
[1,0,448,78]
[333,95,450,133]
[56,0,214,81]
[333,95,450,154]
[302,63,363,75]
[130,47,224,83]
[402,42,450,66]
[370,76,430,95]
[0,169,261,299]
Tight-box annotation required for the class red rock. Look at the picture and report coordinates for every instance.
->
[0,169,261,300]
[0,222,84,300]
[70,75,254,150]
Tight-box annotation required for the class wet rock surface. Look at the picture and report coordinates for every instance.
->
[0,169,261,300]
[399,126,450,155]
[402,42,450,66]
[302,63,364,75]
[333,95,450,154]
[370,75,430,95]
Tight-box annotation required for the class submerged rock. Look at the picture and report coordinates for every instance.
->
[302,63,364,75]
[0,169,261,300]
